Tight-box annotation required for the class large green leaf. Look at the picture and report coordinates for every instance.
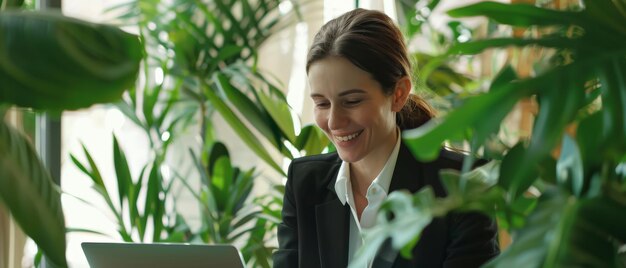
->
[486,188,626,268]
[0,0,24,9]
[403,66,529,161]
[584,0,626,36]
[258,90,297,144]
[447,1,581,27]
[207,77,285,176]
[0,121,67,267]
[446,37,577,56]
[213,73,279,148]
[211,156,233,211]
[484,188,570,268]
[598,58,626,159]
[295,125,329,156]
[0,11,142,110]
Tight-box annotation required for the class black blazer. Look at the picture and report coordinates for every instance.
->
[273,142,500,268]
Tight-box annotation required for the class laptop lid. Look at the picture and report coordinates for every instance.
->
[82,242,245,268]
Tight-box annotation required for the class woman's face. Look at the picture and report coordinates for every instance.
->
[308,56,405,165]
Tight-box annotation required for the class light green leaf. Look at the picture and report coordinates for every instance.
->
[403,74,529,161]
[350,189,435,268]
[295,125,329,156]
[258,89,297,144]
[213,73,279,148]
[557,135,584,197]
[205,77,285,176]
[447,37,576,56]
[447,1,581,27]
[212,156,233,210]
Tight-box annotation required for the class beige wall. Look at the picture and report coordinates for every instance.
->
[1,110,27,268]
[0,206,26,268]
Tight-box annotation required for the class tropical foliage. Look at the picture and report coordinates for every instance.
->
[354,1,626,267]
[109,0,327,176]
[65,1,322,267]
[0,7,142,268]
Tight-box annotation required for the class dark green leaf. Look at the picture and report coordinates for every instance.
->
[79,143,106,190]
[598,58,626,159]
[499,142,540,199]
[0,121,67,267]
[130,165,147,238]
[207,141,229,178]
[113,134,132,211]
[584,0,626,36]
[141,162,160,241]
[576,112,604,174]
[0,11,142,110]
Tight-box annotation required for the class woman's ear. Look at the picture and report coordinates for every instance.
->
[392,76,411,112]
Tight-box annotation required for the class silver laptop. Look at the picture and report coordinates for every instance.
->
[82,242,245,268]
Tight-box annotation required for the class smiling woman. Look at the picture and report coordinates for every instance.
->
[273,8,499,268]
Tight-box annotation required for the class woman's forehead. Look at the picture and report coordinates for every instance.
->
[308,57,380,95]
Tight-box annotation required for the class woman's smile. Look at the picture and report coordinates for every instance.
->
[334,130,363,142]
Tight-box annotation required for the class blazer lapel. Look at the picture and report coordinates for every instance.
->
[315,161,350,268]
[388,143,424,194]
[316,198,350,268]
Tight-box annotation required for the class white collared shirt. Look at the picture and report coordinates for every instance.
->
[334,129,402,267]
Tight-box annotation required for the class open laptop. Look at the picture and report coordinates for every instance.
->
[82,242,245,268]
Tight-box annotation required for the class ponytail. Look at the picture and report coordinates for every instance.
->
[397,94,435,130]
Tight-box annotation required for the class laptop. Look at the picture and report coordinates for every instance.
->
[82,242,245,268]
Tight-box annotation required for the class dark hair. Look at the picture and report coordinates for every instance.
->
[306,8,435,130]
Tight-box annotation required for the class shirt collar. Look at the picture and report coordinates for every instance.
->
[334,128,402,205]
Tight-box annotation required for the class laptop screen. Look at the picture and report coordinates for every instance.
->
[82,242,245,268]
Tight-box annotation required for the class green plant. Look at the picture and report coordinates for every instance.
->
[110,0,328,176]
[395,0,480,112]
[176,141,278,268]
[71,135,191,243]
[0,9,141,268]
[353,1,626,267]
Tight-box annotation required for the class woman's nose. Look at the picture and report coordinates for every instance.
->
[328,106,348,130]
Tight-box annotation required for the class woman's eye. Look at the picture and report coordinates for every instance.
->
[345,99,361,106]
[315,102,330,108]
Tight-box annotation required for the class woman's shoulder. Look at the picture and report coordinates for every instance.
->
[287,151,342,180]
[291,151,341,166]
[286,152,342,197]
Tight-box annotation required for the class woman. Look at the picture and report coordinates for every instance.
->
[273,8,499,268]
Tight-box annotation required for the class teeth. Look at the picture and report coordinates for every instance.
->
[336,131,361,142]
